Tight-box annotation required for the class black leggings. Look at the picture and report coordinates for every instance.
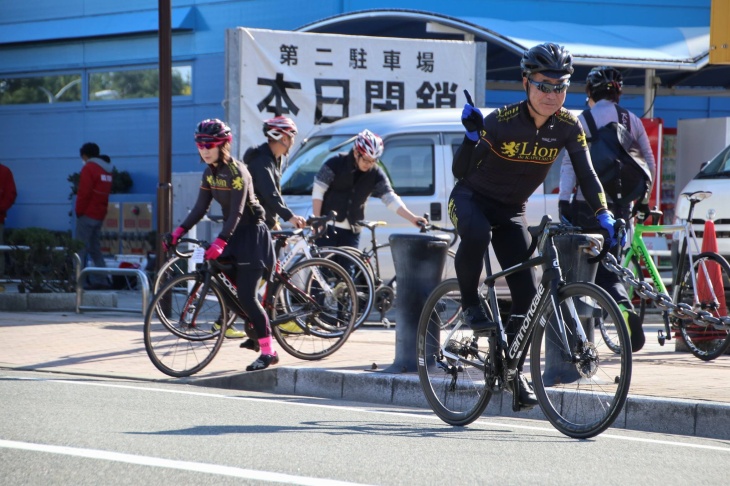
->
[449,183,537,315]
[234,266,270,339]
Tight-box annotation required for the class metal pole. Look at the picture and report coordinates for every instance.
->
[157,0,172,273]
[643,68,655,118]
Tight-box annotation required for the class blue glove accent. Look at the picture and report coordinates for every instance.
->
[558,200,572,225]
[596,211,621,248]
[461,104,483,142]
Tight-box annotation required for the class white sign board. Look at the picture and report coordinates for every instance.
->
[225,27,481,157]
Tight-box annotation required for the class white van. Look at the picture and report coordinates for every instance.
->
[674,142,730,259]
[280,108,564,282]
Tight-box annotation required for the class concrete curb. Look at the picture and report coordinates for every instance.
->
[188,366,730,440]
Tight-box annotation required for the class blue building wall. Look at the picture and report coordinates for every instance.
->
[0,0,720,231]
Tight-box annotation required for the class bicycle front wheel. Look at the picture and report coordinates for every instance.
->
[154,255,193,294]
[675,251,730,361]
[417,279,493,426]
[531,282,631,439]
[271,257,358,360]
[144,273,228,377]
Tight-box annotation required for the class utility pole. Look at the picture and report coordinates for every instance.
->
[157,0,172,272]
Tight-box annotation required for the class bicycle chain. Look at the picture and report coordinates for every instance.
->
[597,251,730,331]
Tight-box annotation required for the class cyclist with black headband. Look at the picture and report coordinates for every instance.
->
[449,42,622,409]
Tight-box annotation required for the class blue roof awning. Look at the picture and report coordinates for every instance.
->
[0,7,196,45]
[459,16,708,71]
[297,8,726,90]
[300,9,711,72]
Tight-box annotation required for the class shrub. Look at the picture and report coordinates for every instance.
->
[7,228,84,293]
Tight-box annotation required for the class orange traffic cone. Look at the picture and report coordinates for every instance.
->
[697,218,727,316]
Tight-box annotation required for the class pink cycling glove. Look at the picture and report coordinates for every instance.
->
[163,226,187,252]
[204,237,227,260]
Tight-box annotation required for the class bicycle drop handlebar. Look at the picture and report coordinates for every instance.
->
[419,213,459,248]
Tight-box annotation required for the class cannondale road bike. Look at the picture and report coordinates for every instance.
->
[417,215,631,439]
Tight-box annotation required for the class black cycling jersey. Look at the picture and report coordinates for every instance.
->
[181,158,265,240]
[456,100,607,213]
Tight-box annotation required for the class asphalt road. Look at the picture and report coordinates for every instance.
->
[2,369,729,485]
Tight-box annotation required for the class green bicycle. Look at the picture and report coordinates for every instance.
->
[603,191,730,360]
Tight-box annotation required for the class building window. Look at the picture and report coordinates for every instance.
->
[0,74,82,105]
[89,65,192,101]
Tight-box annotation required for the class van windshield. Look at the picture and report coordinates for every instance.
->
[281,135,354,195]
[696,144,730,179]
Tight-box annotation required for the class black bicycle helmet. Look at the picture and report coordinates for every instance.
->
[520,42,574,79]
[194,118,232,142]
[586,66,623,95]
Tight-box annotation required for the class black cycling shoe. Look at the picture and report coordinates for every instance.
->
[512,373,539,410]
[239,338,260,352]
[462,305,497,336]
[246,353,279,372]
[626,310,645,352]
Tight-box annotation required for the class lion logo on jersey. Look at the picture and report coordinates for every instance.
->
[501,141,518,157]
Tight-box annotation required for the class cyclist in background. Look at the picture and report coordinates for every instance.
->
[449,43,622,409]
[244,115,307,231]
[311,129,427,249]
[166,118,279,372]
[558,66,656,352]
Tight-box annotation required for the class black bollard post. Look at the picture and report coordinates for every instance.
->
[542,233,601,385]
[381,233,450,373]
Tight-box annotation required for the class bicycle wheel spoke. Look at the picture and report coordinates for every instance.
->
[531,282,631,439]
[417,279,492,426]
[144,274,227,377]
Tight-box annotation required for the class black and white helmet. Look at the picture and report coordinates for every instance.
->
[520,42,574,79]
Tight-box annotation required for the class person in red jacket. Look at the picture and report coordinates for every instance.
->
[75,143,113,289]
[0,162,17,278]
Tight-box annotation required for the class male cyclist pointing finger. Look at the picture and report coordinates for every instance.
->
[449,43,621,409]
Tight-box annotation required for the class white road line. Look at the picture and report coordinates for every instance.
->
[0,439,373,486]
[6,375,730,451]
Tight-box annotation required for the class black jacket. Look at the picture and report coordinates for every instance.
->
[317,152,391,226]
[244,143,294,229]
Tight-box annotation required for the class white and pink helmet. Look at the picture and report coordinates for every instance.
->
[354,129,384,159]
[263,116,298,141]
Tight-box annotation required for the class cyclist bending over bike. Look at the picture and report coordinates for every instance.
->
[165,118,278,372]
[449,43,623,409]
[311,129,427,249]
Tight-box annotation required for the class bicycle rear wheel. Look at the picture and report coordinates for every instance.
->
[417,279,493,426]
[271,257,358,360]
[675,251,730,361]
[531,281,631,439]
[144,273,228,377]
[317,246,376,329]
